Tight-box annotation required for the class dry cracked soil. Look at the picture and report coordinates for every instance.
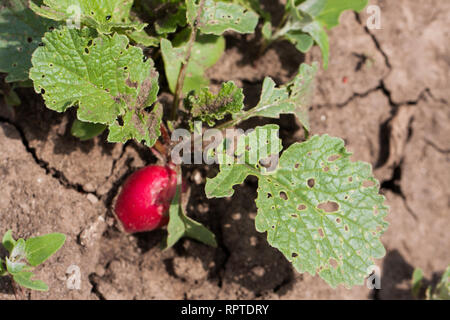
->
[0,0,449,300]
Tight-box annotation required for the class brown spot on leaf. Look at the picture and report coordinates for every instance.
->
[307,178,315,188]
[318,228,324,238]
[317,201,339,213]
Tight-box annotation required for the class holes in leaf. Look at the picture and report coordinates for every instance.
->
[38,42,44,47]
[323,166,329,172]
[267,193,272,198]
[307,178,315,188]
[318,228,324,238]
[49,63,53,67]
[362,180,375,188]
[87,40,93,47]
[317,201,339,213]
[106,15,112,21]
[279,191,287,200]
[117,116,124,126]
[294,163,300,169]
[84,48,89,54]
[124,66,128,70]
[12,63,17,67]
[27,37,32,43]
[329,258,338,269]
[271,225,275,229]
[90,11,94,15]
[291,214,298,218]
[344,195,349,200]
[297,204,306,211]
[328,154,340,162]
[344,225,349,232]
[291,253,298,258]
[41,75,45,78]
[17,47,22,52]
[348,177,353,182]
[336,217,341,224]
[49,26,55,31]
[40,88,45,94]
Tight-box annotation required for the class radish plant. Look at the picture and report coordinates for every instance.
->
[0,230,66,291]
[0,0,389,288]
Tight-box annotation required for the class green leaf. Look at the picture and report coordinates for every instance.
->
[10,238,26,261]
[186,81,244,127]
[30,27,161,146]
[233,63,317,132]
[302,21,329,69]
[155,4,187,35]
[2,230,16,254]
[187,0,258,35]
[29,0,144,34]
[411,268,424,299]
[13,271,48,291]
[433,266,450,300]
[206,128,389,287]
[71,119,106,141]
[25,233,66,267]
[6,256,27,274]
[284,31,314,53]
[108,102,163,146]
[316,0,368,29]
[127,29,159,47]
[164,184,217,250]
[160,31,225,94]
[205,124,283,198]
[0,0,58,82]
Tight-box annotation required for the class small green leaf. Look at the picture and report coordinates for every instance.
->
[30,27,161,146]
[10,238,26,261]
[434,266,450,300]
[186,81,244,127]
[30,0,144,34]
[25,233,66,267]
[411,268,424,299]
[316,0,368,29]
[284,31,314,53]
[207,128,389,288]
[13,271,48,291]
[187,0,258,35]
[0,0,58,82]
[164,183,217,249]
[6,257,27,274]
[160,31,225,94]
[302,21,329,69]
[127,29,159,47]
[71,119,107,141]
[2,230,16,254]
[233,63,317,132]
[155,4,187,34]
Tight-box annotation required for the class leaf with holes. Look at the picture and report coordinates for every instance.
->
[206,127,389,287]
[316,0,368,29]
[29,0,145,34]
[186,81,244,127]
[30,27,160,146]
[233,63,317,132]
[0,0,58,82]
[187,0,258,35]
[161,30,225,94]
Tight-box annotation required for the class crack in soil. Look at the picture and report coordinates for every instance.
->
[355,12,392,70]
[0,116,99,197]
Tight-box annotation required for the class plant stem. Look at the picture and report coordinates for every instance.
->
[170,0,206,121]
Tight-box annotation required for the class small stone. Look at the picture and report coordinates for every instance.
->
[87,193,99,204]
